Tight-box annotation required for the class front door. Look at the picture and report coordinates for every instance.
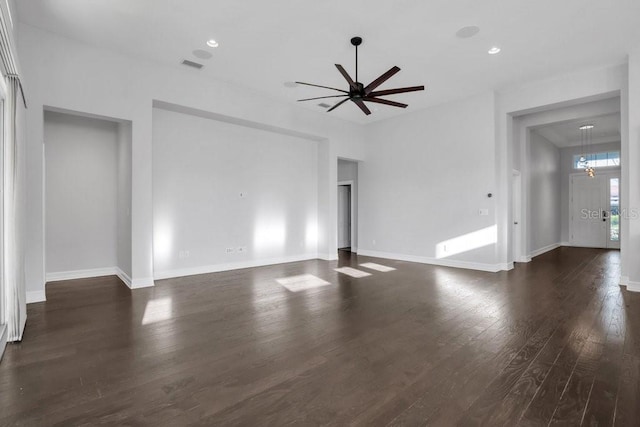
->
[570,173,620,249]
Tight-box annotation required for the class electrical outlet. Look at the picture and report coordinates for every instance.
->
[225,247,235,254]
[179,250,190,259]
[237,246,247,254]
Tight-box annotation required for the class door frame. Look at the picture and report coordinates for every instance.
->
[512,170,526,262]
[338,180,355,252]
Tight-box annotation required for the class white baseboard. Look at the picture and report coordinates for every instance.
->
[26,290,46,304]
[0,324,7,361]
[516,256,532,263]
[46,267,154,290]
[620,275,629,286]
[154,254,319,280]
[560,241,570,246]
[626,281,640,292]
[318,253,338,261]
[357,249,510,273]
[499,262,515,271]
[130,277,154,289]
[115,268,132,288]
[529,243,561,259]
[46,267,120,283]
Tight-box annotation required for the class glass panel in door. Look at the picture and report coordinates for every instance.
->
[608,177,620,249]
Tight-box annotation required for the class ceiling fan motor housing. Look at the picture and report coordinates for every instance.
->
[350,82,365,98]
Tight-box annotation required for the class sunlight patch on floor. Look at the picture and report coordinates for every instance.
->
[142,297,173,325]
[334,267,372,278]
[360,262,396,272]
[276,274,331,292]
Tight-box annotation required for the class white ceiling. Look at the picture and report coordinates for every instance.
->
[15,0,640,124]
[533,113,620,148]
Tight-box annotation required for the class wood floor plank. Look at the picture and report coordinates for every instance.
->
[547,288,618,425]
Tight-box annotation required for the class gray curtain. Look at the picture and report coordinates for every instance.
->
[0,0,27,342]
[5,75,25,341]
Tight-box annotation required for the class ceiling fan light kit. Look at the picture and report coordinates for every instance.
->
[296,36,425,115]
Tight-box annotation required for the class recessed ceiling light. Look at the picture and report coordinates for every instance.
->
[488,47,501,55]
[579,124,595,130]
[456,26,480,39]
[206,39,219,48]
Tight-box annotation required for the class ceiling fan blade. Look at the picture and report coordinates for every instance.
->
[295,81,349,93]
[335,64,357,90]
[368,85,425,97]
[351,98,372,115]
[363,97,408,108]
[297,94,349,102]
[327,97,351,112]
[364,66,401,95]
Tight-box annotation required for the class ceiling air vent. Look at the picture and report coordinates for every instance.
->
[318,102,331,108]
[181,59,204,70]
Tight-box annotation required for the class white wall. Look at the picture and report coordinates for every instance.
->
[18,23,365,297]
[559,141,621,243]
[626,47,640,291]
[359,92,501,271]
[44,111,119,274]
[528,132,561,254]
[152,108,318,279]
[116,121,132,279]
[337,159,358,251]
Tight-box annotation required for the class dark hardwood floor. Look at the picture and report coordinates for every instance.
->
[0,247,638,426]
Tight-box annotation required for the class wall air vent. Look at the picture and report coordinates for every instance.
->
[318,102,331,108]
[181,59,204,70]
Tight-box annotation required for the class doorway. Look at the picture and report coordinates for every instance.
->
[338,184,351,249]
[570,172,620,249]
[510,96,621,261]
[337,158,358,253]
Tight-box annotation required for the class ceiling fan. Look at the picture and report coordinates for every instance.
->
[296,36,425,116]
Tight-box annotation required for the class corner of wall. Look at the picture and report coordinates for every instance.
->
[26,290,46,304]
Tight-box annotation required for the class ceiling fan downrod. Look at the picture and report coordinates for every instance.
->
[351,36,362,84]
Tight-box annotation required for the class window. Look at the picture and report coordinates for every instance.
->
[573,151,620,169]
